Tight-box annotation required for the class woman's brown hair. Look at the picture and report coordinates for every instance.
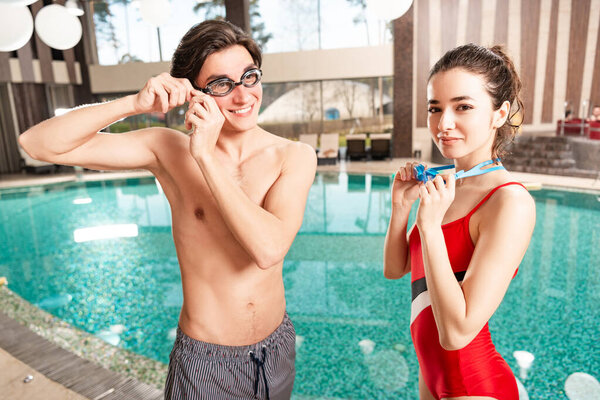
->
[428,43,524,159]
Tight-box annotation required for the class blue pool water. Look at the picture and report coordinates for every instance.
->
[0,173,598,399]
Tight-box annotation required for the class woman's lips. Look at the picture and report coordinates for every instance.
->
[439,136,461,144]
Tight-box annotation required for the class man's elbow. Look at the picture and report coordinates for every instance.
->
[19,132,39,160]
[18,132,42,160]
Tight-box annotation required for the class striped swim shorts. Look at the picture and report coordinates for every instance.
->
[164,312,296,400]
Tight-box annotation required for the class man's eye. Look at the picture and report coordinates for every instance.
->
[243,71,259,84]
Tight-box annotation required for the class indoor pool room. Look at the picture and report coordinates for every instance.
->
[0,173,597,399]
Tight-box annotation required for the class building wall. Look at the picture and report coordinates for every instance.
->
[414,0,600,128]
[410,0,600,160]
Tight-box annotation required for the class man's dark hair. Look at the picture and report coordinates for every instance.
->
[171,20,262,89]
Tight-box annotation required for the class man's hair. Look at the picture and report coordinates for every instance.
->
[170,20,262,90]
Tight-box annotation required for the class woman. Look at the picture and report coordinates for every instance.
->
[383,44,536,400]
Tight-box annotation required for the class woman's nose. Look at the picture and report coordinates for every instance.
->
[438,111,455,131]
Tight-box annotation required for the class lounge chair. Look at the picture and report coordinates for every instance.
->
[299,133,318,152]
[317,133,339,165]
[346,133,367,160]
[369,133,391,159]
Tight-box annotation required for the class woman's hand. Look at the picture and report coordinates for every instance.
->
[134,73,196,114]
[392,162,422,209]
[416,174,455,232]
[185,93,225,160]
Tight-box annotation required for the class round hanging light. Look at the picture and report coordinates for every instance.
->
[0,0,39,6]
[35,4,82,50]
[0,4,34,52]
[368,0,413,21]
[65,0,84,16]
[140,0,171,27]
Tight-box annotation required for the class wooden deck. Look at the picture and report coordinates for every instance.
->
[0,312,163,400]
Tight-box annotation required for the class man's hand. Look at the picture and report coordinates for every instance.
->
[185,94,225,160]
[134,73,198,114]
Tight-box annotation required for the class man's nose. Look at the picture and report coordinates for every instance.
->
[230,84,252,103]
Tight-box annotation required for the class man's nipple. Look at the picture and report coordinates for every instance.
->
[194,207,205,220]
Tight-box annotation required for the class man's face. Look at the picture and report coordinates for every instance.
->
[195,45,262,134]
[593,107,600,119]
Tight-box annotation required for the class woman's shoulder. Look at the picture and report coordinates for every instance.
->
[481,179,536,223]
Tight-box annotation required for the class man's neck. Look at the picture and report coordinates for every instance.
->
[216,126,262,162]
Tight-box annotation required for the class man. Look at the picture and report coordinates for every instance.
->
[591,105,600,121]
[19,20,316,400]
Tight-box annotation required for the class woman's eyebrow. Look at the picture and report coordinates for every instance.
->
[427,96,475,105]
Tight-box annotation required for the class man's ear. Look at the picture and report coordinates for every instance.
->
[494,100,511,128]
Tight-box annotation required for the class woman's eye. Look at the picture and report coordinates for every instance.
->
[457,104,473,111]
[428,107,440,113]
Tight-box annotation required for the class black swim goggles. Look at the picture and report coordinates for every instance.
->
[199,68,262,97]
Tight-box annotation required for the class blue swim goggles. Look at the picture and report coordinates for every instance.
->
[413,158,504,183]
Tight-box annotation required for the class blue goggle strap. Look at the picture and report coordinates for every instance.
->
[454,158,504,180]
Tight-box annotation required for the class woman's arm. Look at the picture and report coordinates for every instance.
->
[383,163,421,279]
[383,206,413,279]
[417,177,535,350]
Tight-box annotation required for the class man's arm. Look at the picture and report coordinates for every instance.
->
[197,143,317,269]
[19,73,196,171]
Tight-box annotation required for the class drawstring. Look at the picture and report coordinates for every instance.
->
[249,345,270,400]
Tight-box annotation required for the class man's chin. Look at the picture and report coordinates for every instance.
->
[223,120,257,134]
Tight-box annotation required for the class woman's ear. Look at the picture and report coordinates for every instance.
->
[493,100,511,128]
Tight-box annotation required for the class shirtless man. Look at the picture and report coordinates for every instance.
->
[19,20,316,400]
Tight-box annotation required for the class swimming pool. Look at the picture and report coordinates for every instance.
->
[0,173,598,399]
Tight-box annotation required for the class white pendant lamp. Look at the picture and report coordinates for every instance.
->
[35,4,82,50]
[0,4,34,51]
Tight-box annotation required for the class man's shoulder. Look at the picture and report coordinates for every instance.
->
[260,131,316,162]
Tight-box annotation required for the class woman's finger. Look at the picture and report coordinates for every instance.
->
[425,179,437,196]
[418,184,429,203]
[433,174,445,191]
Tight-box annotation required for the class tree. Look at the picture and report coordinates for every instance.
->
[346,0,369,45]
[193,0,272,48]
[92,0,122,62]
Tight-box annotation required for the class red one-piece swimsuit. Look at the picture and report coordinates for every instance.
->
[409,182,524,400]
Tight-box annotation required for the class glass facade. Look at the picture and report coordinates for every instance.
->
[92,0,392,65]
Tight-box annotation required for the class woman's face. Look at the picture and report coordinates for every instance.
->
[427,68,507,161]
[195,45,262,134]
